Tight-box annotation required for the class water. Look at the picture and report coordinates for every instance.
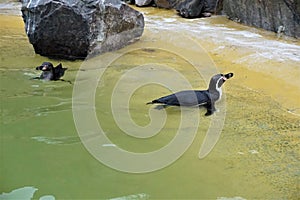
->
[1,3,300,200]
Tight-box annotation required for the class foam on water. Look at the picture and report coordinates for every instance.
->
[217,197,246,200]
[31,135,81,145]
[102,143,117,147]
[109,193,150,200]
[145,15,300,63]
[163,18,177,23]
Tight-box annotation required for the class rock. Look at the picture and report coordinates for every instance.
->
[123,0,136,4]
[215,0,224,14]
[175,0,217,18]
[21,0,144,60]
[154,0,176,8]
[135,0,153,7]
[204,0,218,13]
[176,0,204,18]
[222,0,300,38]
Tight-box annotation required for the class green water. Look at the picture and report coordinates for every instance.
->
[1,6,300,200]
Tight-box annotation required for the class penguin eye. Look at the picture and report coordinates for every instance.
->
[220,74,224,76]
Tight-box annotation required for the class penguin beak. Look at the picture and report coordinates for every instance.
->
[223,73,234,80]
[36,65,48,71]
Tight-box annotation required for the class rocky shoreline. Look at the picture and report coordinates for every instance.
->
[2,0,300,38]
[1,0,299,60]
[128,0,300,38]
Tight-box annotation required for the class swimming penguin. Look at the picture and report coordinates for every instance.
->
[147,73,234,116]
[35,62,67,81]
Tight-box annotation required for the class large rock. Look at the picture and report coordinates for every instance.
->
[175,0,218,18]
[222,0,300,38]
[176,0,204,18]
[21,0,144,60]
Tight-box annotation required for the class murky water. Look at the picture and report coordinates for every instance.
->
[1,3,300,200]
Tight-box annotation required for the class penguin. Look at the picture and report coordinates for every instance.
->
[147,73,234,116]
[35,62,67,81]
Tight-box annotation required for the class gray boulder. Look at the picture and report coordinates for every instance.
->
[21,0,144,60]
[175,0,218,18]
[203,0,218,13]
[176,0,204,18]
[135,0,153,7]
[222,0,300,38]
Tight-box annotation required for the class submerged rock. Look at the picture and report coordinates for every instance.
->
[222,0,300,38]
[21,0,144,60]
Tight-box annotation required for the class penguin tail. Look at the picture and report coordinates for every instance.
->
[146,101,153,105]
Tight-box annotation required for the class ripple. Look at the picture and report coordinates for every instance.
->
[217,197,246,200]
[110,193,150,200]
[31,135,81,145]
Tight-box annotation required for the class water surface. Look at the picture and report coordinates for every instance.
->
[1,4,300,200]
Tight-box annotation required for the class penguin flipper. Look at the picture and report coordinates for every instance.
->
[54,63,67,80]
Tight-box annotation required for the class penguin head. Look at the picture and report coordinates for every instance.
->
[36,62,55,80]
[209,73,234,90]
[36,62,54,72]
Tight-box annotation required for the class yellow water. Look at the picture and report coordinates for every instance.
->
[1,5,300,200]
